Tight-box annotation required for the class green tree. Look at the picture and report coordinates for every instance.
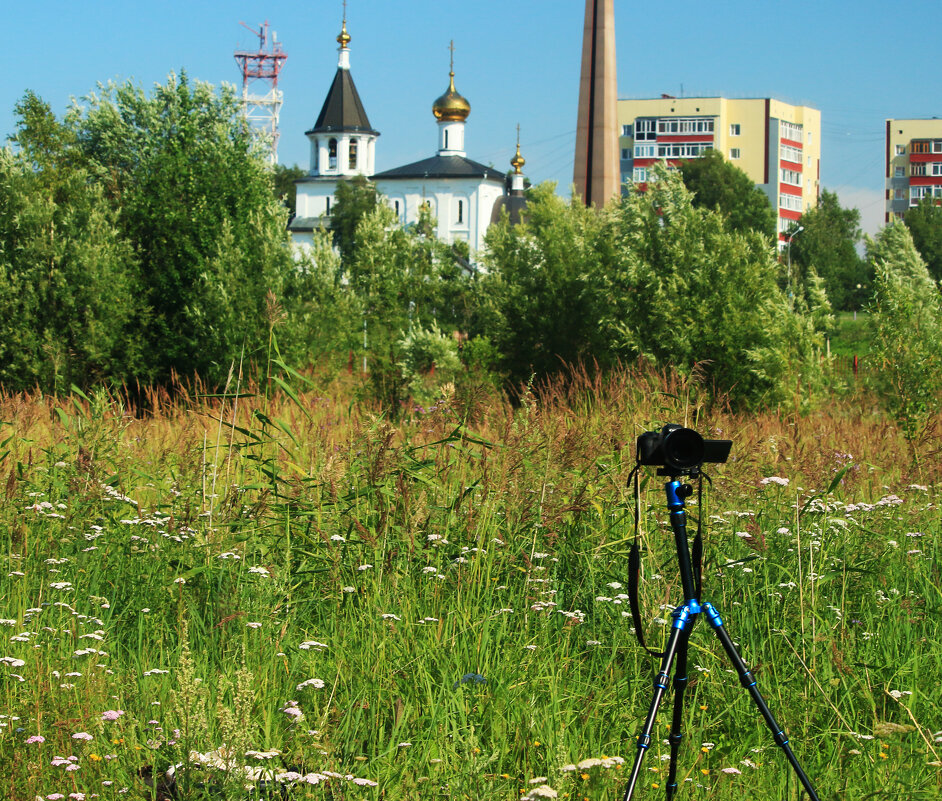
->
[678,149,776,239]
[331,175,381,265]
[0,93,141,392]
[605,165,828,408]
[788,189,868,310]
[68,72,294,385]
[866,222,942,455]
[903,197,942,284]
[479,183,613,390]
[272,163,305,216]
[344,203,477,408]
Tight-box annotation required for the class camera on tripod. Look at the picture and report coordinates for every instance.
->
[636,424,731,474]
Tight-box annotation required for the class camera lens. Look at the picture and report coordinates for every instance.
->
[662,427,705,470]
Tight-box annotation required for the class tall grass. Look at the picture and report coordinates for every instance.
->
[0,368,939,800]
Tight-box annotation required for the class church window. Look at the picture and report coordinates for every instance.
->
[394,200,400,216]
[349,139,358,170]
[444,130,449,149]
[325,196,331,215]
[328,139,338,170]
[313,142,319,171]
[457,199,464,224]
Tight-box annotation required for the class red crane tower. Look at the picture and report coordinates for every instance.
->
[234,21,287,163]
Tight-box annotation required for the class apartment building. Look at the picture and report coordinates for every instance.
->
[885,118,942,222]
[618,96,821,243]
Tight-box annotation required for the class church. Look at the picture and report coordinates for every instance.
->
[289,16,526,255]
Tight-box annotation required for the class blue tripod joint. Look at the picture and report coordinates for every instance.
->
[702,602,724,628]
[666,480,687,511]
[773,729,790,747]
[636,733,652,750]
[654,670,671,691]
[671,601,701,631]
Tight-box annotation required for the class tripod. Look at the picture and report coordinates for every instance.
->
[620,470,821,800]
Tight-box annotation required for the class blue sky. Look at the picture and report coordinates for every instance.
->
[4,1,940,236]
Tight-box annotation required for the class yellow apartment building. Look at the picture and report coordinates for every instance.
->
[885,118,942,222]
[617,96,821,245]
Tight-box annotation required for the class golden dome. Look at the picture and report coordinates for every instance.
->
[511,141,526,174]
[432,71,471,122]
[337,19,351,48]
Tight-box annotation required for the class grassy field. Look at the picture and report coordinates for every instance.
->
[0,368,939,800]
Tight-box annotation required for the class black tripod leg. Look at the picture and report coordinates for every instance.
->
[621,623,685,801]
[664,625,693,800]
[702,603,821,801]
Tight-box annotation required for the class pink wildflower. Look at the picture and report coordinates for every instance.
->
[71,732,93,741]
[101,710,124,721]
[26,734,45,744]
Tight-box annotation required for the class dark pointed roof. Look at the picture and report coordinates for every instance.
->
[307,68,378,135]
[373,154,504,182]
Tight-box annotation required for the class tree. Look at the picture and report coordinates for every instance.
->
[67,73,295,385]
[343,202,477,409]
[480,183,613,390]
[866,222,942,455]
[904,198,942,284]
[788,190,868,310]
[0,93,142,392]
[678,149,776,239]
[272,163,305,217]
[604,165,828,408]
[330,175,381,265]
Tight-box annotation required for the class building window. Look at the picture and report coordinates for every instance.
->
[780,168,802,187]
[657,142,713,159]
[780,144,803,163]
[635,119,657,141]
[895,144,906,156]
[632,166,648,183]
[328,139,338,170]
[633,144,656,158]
[622,124,633,137]
[394,200,400,216]
[912,141,931,154]
[934,140,942,153]
[349,139,358,170]
[730,148,741,159]
[912,163,927,176]
[779,193,803,212]
[895,166,906,177]
[730,123,741,136]
[933,163,942,176]
[457,199,464,224]
[325,196,331,215]
[621,147,630,160]
[894,188,905,200]
[780,120,804,141]
[313,143,319,171]
[656,117,714,135]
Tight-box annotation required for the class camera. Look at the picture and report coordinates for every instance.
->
[636,424,731,473]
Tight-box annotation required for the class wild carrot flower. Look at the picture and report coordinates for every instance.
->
[72,732,93,741]
[101,710,124,721]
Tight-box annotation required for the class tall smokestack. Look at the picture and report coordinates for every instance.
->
[573,0,619,207]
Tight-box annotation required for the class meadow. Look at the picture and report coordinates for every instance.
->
[0,366,939,800]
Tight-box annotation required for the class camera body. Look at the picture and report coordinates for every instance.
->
[637,424,731,473]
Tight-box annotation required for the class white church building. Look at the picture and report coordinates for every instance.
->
[289,18,520,255]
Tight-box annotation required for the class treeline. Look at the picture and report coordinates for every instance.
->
[2,74,942,426]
